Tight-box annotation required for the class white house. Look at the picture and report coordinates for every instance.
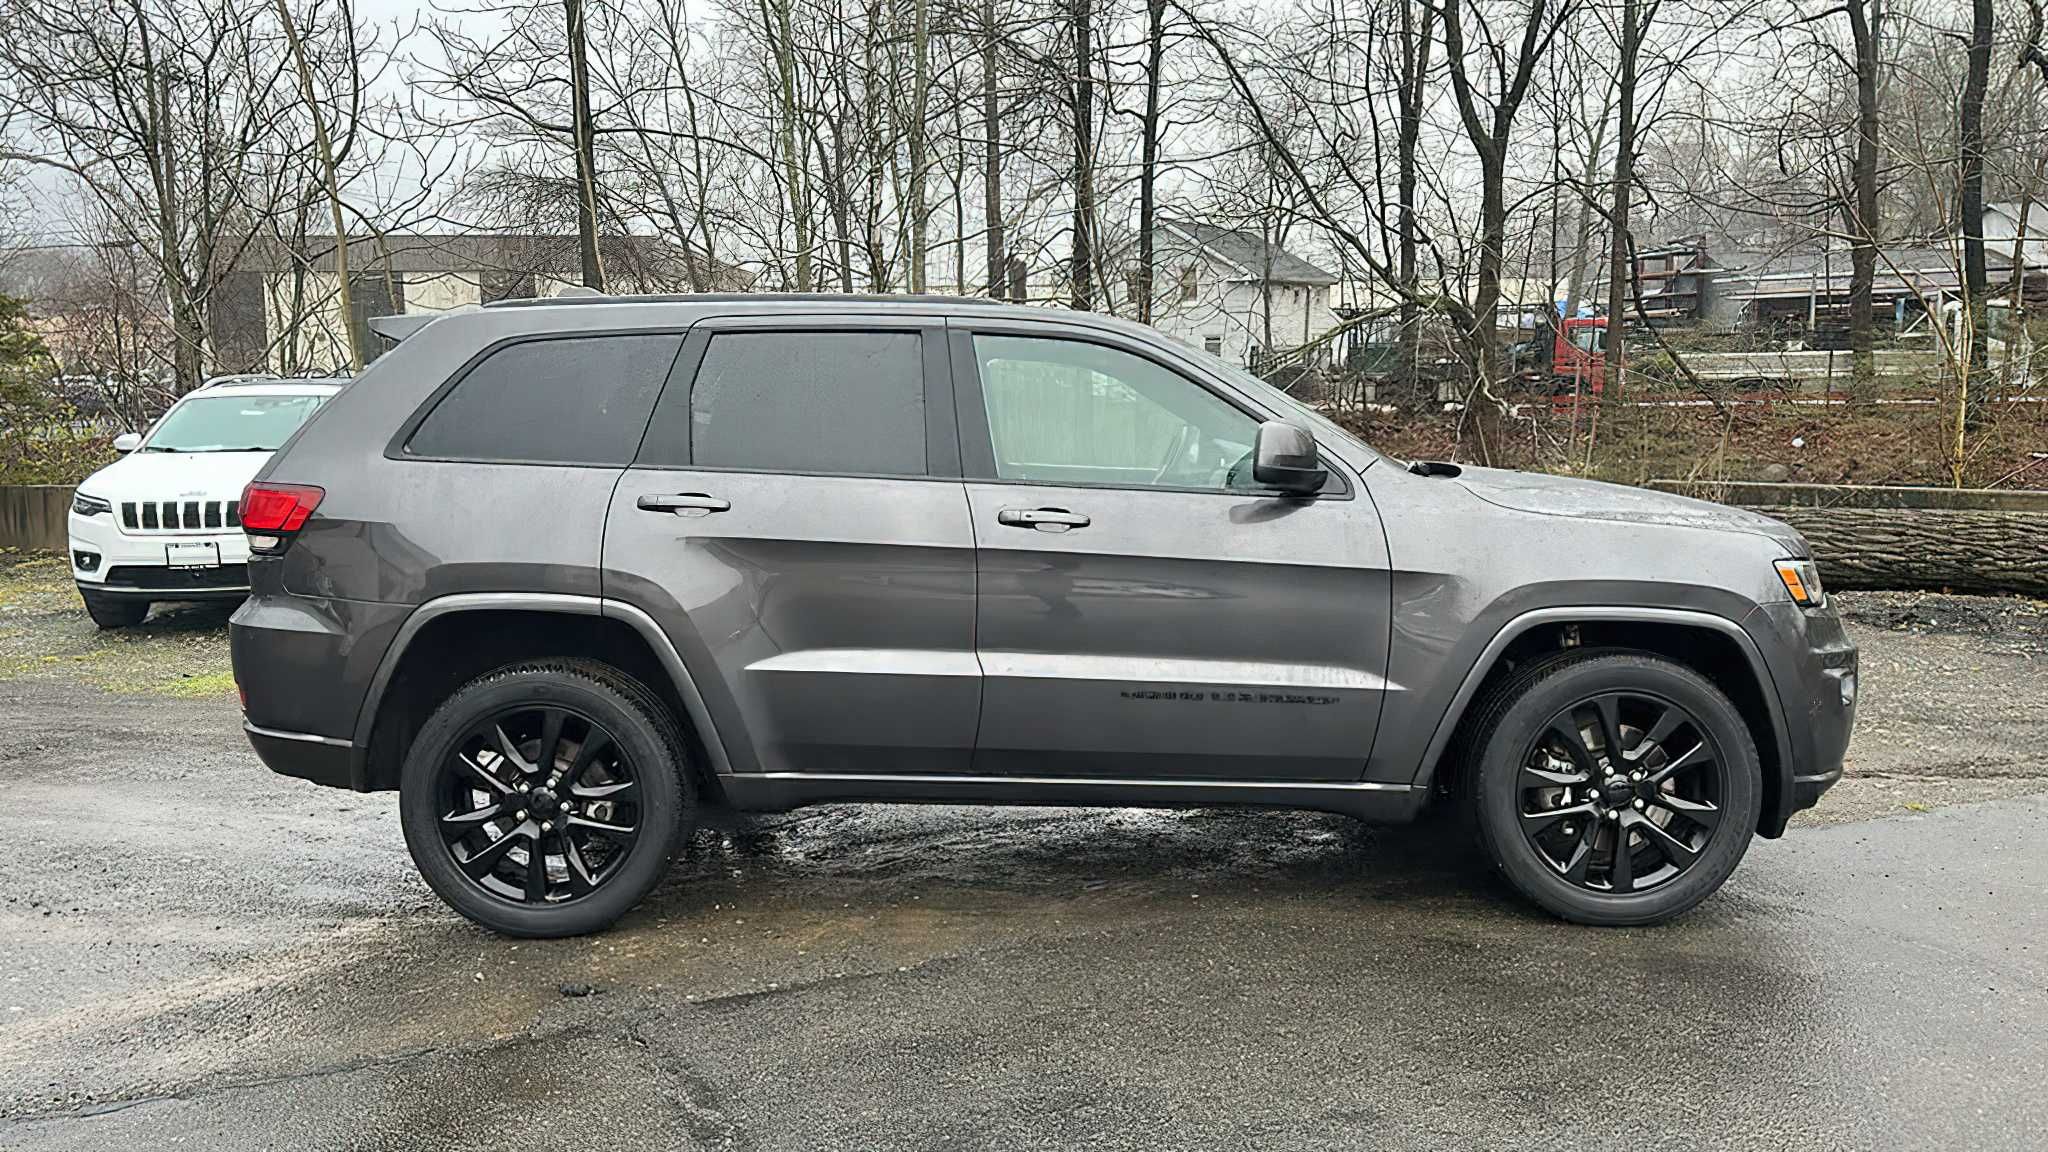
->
[1133,218,1341,370]
[1984,202,2048,270]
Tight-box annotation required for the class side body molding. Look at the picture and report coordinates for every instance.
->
[1408,605,1793,804]
[349,592,736,783]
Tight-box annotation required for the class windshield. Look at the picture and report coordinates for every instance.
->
[142,394,328,453]
[1206,359,1392,467]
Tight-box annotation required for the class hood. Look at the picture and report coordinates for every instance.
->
[76,450,274,502]
[1449,465,1808,555]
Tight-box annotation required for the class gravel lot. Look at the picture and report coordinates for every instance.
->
[1,552,2044,1149]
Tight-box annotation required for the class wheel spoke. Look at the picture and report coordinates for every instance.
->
[1546,716,1595,764]
[1560,819,1601,882]
[1633,705,1684,761]
[1522,761,1590,789]
[537,708,566,778]
[1647,740,1713,785]
[524,830,550,902]
[491,723,533,774]
[454,828,520,878]
[1633,811,1700,869]
[1656,794,1721,831]
[567,814,638,844]
[562,833,600,895]
[441,802,503,829]
[1608,825,1637,893]
[1521,801,1596,835]
[1591,694,1626,761]
[454,753,515,796]
[571,779,637,801]
[561,729,613,791]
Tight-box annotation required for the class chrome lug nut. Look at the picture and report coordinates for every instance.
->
[515,809,528,821]
[1633,799,1646,810]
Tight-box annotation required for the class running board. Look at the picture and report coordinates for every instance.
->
[718,772,1427,822]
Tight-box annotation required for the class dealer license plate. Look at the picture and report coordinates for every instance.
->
[165,541,221,569]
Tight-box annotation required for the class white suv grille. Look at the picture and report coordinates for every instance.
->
[121,499,240,532]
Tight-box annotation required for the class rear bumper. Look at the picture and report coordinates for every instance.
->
[245,722,357,789]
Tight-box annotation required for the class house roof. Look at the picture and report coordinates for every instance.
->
[1159,218,1339,286]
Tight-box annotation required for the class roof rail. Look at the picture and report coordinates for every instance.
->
[367,311,456,342]
[479,291,1016,309]
[196,373,279,390]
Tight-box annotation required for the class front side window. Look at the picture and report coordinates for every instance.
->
[143,394,327,453]
[973,334,1261,492]
[406,334,680,465]
[639,330,926,476]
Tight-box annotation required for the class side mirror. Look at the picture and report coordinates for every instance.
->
[1251,421,1327,495]
[113,433,142,453]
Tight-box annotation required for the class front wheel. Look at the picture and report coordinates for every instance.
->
[399,659,693,937]
[81,590,149,629]
[1465,650,1761,926]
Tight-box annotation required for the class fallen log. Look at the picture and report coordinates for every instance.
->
[1645,481,2048,598]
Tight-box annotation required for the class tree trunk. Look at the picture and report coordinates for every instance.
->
[1069,0,1095,311]
[1846,0,1881,397]
[907,0,929,292]
[1602,0,1643,399]
[1395,2,1434,379]
[982,0,1005,297]
[765,0,812,290]
[1960,0,1993,424]
[273,0,361,371]
[1136,0,1165,324]
[566,0,604,290]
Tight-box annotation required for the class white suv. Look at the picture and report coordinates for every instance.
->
[67,377,345,627]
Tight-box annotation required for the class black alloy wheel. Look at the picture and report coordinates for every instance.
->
[1515,691,1726,895]
[435,705,643,905]
[400,659,691,937]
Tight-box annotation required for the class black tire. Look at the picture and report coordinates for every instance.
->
[1464,649,1760,926]
[399,659,694,938]
[81,591,149,629]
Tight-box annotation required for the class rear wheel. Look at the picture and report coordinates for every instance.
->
[399,659,693,937]
[80,591,149,629]
[1465,650,1760,926]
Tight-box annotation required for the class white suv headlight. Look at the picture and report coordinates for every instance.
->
[72,492,113,517]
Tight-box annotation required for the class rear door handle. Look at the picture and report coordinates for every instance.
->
[997,507,1090,532]
[637,492,731,516]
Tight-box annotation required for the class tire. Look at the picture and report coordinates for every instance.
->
[399,659,694,938]
[81,591,149,629]
[1464,649,1760,926]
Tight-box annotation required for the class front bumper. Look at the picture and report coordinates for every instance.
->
[1748,600,1858,829]
[69,510,251,598]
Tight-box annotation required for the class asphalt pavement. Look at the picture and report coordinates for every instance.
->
[1,597,2045,1150]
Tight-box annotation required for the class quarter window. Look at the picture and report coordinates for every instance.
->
[972,334,1262,492]
[406,334,680,465]
[639,331,927,476]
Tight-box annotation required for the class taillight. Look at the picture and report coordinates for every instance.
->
[240,482,323,554]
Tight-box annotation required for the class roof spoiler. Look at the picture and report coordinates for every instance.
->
[367,311,460,342]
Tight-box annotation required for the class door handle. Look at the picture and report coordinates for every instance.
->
[637,492,731,516]
[997,507,1090,532]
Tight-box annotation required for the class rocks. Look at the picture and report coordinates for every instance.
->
[1757,462,1793,483]
[559,982,599,998]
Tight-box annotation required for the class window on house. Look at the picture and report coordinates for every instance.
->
[1179,264,1200,302]
[1202,336,1224,356]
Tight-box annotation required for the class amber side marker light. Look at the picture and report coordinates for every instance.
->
[1774,558,1825,608]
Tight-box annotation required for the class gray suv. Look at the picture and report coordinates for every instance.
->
[230,295,1856,937]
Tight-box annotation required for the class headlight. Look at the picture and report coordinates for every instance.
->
[1774,558,1826,608]
[72,492,113,517]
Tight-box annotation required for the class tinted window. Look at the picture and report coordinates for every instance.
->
[406,334,680,464]
[641,331,926,476]
[974,334,1261,491]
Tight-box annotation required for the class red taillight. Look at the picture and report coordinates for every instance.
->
[240,482,324,532]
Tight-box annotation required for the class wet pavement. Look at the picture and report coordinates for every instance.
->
[1,599,2046,1149]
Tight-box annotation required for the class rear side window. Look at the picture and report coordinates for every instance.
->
[638,331,926,476]
[406,334,681,465]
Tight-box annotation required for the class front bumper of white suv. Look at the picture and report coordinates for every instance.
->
[69,495,253,602]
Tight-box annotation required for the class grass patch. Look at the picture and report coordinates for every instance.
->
[0,548,236,697]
